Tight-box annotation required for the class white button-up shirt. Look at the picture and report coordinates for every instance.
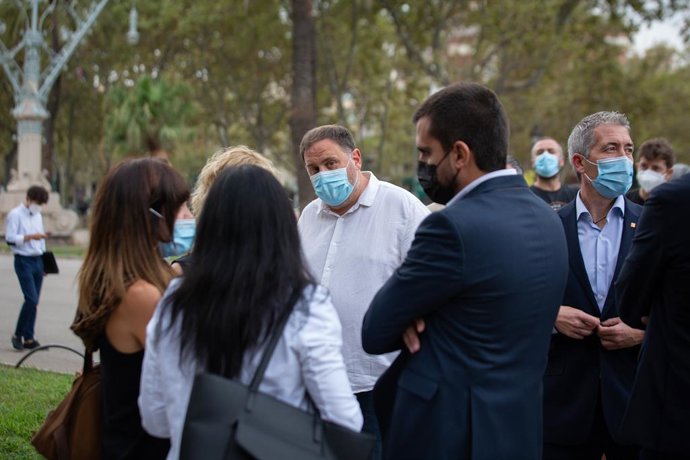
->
[575,193,625,311]
[5,203,45,256]
[298,172,429,393]
[139,281,362,460]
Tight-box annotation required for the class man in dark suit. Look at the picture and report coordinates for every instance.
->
[543,112,645,460]
[361,82,569,460]
[615,174,690,460]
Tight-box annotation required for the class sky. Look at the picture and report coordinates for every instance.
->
[633,14,686,54]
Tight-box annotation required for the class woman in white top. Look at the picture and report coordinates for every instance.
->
[138,165,362,460]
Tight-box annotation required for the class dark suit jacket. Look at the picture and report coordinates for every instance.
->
[615,174,690,454]
[362,174,568,460]
[543,198,641,445]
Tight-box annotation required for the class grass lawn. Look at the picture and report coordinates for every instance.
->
[0,365,73,459]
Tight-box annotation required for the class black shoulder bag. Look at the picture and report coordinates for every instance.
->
[180,300,374,460]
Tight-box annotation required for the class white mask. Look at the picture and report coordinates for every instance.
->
[28,203,42,214]
[636,169,665,192]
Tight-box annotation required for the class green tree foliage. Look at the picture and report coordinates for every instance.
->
[104,76,196,159]
[2,0,690,209]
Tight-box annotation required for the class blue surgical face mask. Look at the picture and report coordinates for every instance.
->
[159,219,196,258]
[534,152,560,178]
[310,159,357,207]
[584,156,633,199]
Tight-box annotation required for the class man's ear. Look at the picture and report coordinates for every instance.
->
[572,153,586,175]
[351,148,363,169]
[452,141,472,169]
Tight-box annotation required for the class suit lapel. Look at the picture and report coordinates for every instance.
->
[560,203,600,317]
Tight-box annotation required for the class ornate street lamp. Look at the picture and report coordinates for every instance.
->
[0,0,138,236]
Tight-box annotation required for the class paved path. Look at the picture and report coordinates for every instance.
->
[0,254,85,374]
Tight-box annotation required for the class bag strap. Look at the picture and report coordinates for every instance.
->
[248,288,302,391]
[83,349,94,373]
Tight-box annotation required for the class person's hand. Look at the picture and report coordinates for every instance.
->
[554,306,599,339]
[597,317,645,350]
[403,318,426,354]
[28,233,48,240]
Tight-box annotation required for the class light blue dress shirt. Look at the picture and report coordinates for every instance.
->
[575,193,625,311]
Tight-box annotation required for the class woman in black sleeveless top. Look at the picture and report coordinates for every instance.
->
[71,158,189,459]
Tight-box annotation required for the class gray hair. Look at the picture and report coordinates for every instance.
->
[299,125,356,160]
[567,111,630,164]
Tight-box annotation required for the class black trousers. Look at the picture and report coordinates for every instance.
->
[543,393,638,460]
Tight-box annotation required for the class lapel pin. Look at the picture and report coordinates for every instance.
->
[631,222,636,229]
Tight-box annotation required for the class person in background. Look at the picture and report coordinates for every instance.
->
[171,145,278,275]
[298,124,429,459]
[71,158,189,460]
[530,137,579,210]
[5,185,50,350]
[543,111,643,460]
[139,165,362,460]
[158,203,195,261]
[625,137,675,205]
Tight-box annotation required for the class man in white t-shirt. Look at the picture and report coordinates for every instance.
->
[297,125,429,458]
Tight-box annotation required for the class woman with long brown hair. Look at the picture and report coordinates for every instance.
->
[72,158,189,459]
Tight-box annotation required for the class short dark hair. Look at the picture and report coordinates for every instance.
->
[26,186,49,204]
[412,82,509,172]
[300,124,356,160]
[638,138,675,169]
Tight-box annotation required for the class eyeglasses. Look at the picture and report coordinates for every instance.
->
[149,208,164,219]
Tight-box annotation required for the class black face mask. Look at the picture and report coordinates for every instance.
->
[417,153,456,205]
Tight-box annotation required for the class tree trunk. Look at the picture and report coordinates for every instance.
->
[290,0,317,210]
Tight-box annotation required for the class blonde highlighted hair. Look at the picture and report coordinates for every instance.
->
[190,145,278,215]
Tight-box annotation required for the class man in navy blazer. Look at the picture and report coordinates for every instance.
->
[361,82,569,460]
[615,173,690,460]
[543,112,644,460]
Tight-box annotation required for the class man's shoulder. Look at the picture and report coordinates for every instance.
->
[6,204,23,218]
[624,197,643,217]
[376,180,422,203]
[372,180,428,214]
[556,200,576,223]
[298,198,322,220]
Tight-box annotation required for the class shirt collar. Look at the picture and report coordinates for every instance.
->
[446,168,518,206]
[576,191,626,222]
[317,171,378,215]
